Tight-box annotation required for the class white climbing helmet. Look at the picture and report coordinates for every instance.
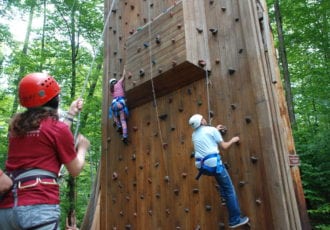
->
[189,114,203,129]
[109,78,117,85]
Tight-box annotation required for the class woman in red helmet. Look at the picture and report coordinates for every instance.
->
[0,72,90,230]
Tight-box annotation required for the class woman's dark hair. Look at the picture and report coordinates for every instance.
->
[110,84,115,94]
[9,96,60,137]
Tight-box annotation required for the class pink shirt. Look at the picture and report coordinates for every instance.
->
[0,118,77,208]
[112,78,125,98]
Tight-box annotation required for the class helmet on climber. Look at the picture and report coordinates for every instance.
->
[18,72,61,108]
[109,78,117,85]
[189,114,203,129]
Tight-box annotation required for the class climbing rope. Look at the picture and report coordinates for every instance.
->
[146,0,170,177]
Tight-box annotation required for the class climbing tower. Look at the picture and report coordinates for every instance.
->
[82,0,310,229]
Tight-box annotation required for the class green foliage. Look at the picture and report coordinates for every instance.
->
[268,0,330,228]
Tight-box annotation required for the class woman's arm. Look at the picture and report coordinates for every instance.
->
[0,169,13,193]
[64,134,90,177]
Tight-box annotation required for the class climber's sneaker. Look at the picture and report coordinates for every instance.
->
[122,137,128,144]
[229,216,249,228]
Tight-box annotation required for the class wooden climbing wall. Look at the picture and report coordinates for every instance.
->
[95,0,310,229]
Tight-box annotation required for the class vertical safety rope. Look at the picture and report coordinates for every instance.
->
[147,0,170,177]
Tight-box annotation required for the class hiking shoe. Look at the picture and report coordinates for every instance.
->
[122,137,128,144]
[229,216,249,228]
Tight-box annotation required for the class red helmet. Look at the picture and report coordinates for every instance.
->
[18,72,61,108]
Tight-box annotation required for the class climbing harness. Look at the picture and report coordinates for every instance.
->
[195,153,224,180]
[109,97,129,119]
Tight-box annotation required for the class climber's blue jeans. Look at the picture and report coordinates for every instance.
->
[0,204,60,230]
[200,167,242,225]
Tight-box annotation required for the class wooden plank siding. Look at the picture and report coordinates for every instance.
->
[89,0,310,229]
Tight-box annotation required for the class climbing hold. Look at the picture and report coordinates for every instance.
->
[129,29,135,35]
[256,198,262,205]
[169,11,174,17]
[205,205,212,211]
[198,59,206,67]
[143,42,149,48]
[209,110,214,118]
[152,60,156,65]
[130,5,135,10]
[158,68,163,73]
[159,113,168,120]
[131,154,136,161]
[209,28,218,35]
[245,116,252,124]
[127,71,132,79]
[125,225,131,229]
[107,137,111,142]
[155,34,161,44]
[132,181,137,187]
[239,181,246,187]
[177,23,182,29]
[120,211,124,216]
[228,68,236,75]
[126,195,130,200]
[190,152,195,158]
[178,107,184,112]
[150,3,154,7]
[148,178,152,184]
[219,126,227,135]
[140,194,144,199]
[113,29,117,34]
[221,7,226,12]
[197,99,202,106]
[181,172,187,178]
[168,97,173,103]
[171,38,176,43]
[155,162,160,167]
[139,69,145,77]
[172,60,177,67]
[239,48,244,54]
[196,27,203,33]
[112,172,118,180]
[113,50,117,55]
[156,193,160,198]
[111,9,117,13]
[192,188,199,193]
[133,126,138,131]
[137,47,141,53]
[173,189,179,195]
[235,18,240,22]
[215,59,220,64]
[195,225,201,230]
[231,104,237,110]
[139,165,143,170]
[184,208,189,213]
[219,222,225,230]
[148,209,152,216]
[166,209,170,216]
[162,143,168,149]
[171,126,175,131]
[250,156,258,163]
[209,0,214,5]
[164,175,170,182]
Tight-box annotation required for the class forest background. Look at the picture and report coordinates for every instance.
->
[0,0,328,229]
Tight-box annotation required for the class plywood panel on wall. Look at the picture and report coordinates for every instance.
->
[95,0,310,229]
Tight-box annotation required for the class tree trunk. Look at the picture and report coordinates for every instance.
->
[11,4,35,116]
[274,0,296,127]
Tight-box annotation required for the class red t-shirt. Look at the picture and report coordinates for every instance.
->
[0,118,77,208]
